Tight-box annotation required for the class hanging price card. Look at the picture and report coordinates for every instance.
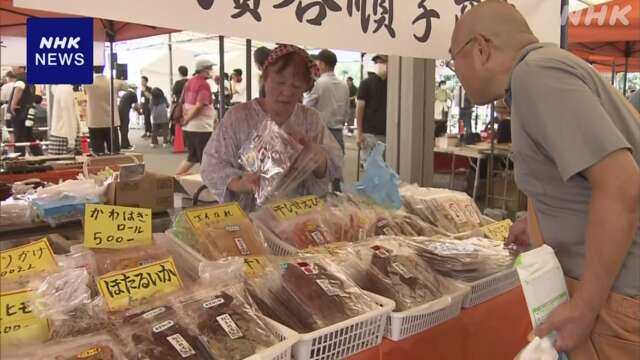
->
[84,204,152,249]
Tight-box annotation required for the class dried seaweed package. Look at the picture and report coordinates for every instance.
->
[36,332,127,360]
[277,257,378,331]
[179,285,279,360]
[193,218,270,260]
[31,268,110,340]
[239,119,303,205]
[121,305,209,360]
[341,240,460,312]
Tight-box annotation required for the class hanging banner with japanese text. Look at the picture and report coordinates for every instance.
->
[84,204,152,249]
[14,0,560,59]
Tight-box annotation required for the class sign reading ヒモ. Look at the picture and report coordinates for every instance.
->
[26,17,93,84]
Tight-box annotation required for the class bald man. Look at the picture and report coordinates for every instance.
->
[449,1,639,359]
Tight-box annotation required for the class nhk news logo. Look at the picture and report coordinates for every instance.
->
[27,17,93,84]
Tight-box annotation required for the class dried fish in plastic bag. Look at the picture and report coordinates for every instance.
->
[239,119,302,205]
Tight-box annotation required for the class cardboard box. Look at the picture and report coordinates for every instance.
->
[107,171,174,212]
[488,174,527,213]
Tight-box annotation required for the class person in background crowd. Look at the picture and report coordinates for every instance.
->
[175,59,216,175]
[170,65,190,143]
[49,85,81,156]
[140,75,152,139]
[356,54,388,162]
[1,71,17,135]
[230,69,246,105]
[118,83,139,151]
[304,49,350,192]
[213,73,232,112]
[346,76,358,135]
[84,65,128,154]
[32,95,47,129]
[630,87,640,113]
[434,80,452,137]
[254,46,272,98]
[150,87,170,148]
[201,44,343,213]
[9,68,42,156]
[451,2,640,358]
[494,98,511,144]
[0,71,16,143]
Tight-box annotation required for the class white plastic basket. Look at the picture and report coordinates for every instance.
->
[367,287,469,341]
[274,291,395,360]
[164,229,219,280]
[254,221,301,256]
[462,268,520,308]
[247,318,300,360]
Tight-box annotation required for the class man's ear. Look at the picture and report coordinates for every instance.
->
[475,34,492,67]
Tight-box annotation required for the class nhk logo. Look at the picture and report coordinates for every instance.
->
[27,17,93,84]
[35,36,85,66]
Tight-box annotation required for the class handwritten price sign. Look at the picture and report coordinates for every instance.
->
[84,204,152,249]
[271,195,324,221]
[0,289,49,346]
[97,257,183,311]
[0,239,57,281]
[185,203,248,229]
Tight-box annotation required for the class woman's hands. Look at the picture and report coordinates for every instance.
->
[228,172,260,193]
[295,134,328,179]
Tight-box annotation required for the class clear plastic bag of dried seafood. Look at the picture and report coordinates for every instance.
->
[409,237,520,282]
[332,238,463,312]
[400,185,484,236]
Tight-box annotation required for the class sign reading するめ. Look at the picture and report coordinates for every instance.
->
[26,17,93,84]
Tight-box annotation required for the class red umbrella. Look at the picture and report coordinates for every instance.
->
[0,0,175,41]
[1,0,177,154]
[568,0,640,93]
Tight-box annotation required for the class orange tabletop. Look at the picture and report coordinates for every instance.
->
[349,286,532,360]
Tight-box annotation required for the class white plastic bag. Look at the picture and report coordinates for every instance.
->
[515,245,569,360]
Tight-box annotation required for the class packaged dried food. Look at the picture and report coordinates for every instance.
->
[36,333,127,360]
[193,218,270,260]
[321,203,376,243]
[239,119,303,205]
[334,239,461,311]
[179,285,279,360]
[252,206,336,250]
[121,305,209,360]
[92,242,171,276]
[31,268,109,340]
[401,185,484,235]
[247,256,378,332]
[409,237,519,282]
[372,211,447,238]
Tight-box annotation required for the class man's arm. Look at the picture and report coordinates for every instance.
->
[536,149,640,350]
[184,101,205,121]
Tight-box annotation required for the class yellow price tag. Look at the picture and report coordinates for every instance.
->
[481,219,514,242]
[97,257,183,312]
[185,203,248,229]
[0,239,58,281]
[270,195,324,221]
[84,204,152,249]
[243,256,268,276]
[0,289,49,346]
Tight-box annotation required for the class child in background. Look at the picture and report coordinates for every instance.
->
[150,87,169,148]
